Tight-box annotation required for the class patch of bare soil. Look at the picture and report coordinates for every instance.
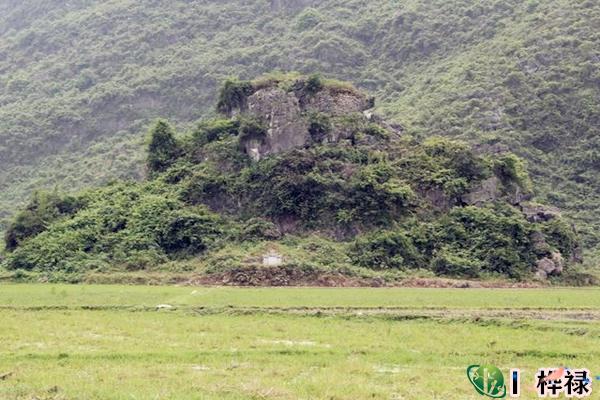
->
[186,266,543,288]
[189,266,381,287]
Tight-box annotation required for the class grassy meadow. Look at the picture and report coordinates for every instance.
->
[1,284,600,399]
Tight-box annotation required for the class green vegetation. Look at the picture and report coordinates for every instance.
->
[146,120,181,175]
[4,182,224,274]
[216,79,254,114]
[1,284,600,399]
[305,73,324,94]
[1,0,599,263]
[0,75,584,282]
[4,191,82,252]
[4,284,600,309]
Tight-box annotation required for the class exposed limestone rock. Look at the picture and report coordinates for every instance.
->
[421,187,450,210]
[530,231,551,254]
[303,88,372,116]
[462,176,530,207]
[570,245,584,264]
[551,251,565,272]
[245,87,309,160]
[462,177,501,205]
[535,251,564,279]
[239,81,377,160]
[521,202,561,223]
[262,251,283,267]
[471,142,510,156]
[535,258,554,279]
[325,113,384,147]
[506,184,529,206]
[364,111,404,137]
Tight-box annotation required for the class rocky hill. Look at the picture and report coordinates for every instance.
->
[0,0,599,262]
[1,75,587,285]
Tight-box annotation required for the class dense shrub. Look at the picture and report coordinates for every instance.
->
[161,161,194,184]
[304,74,324,94]
[237,147,415,227]
[307,112,331,143]
[157,208,222,256]
[395,137,492,201]
[181,167,232,207]
[432,247,483,278]
[350,230,424,270]
[4,183,223,271]
[200,136,251,172]
[242,150,325,220]
[541,219,578,259]
[346,163,415,223]
[423,137,487,181]
[239,218,280,241]
[295,8,323,31]
[363,124,389,140]
[347,204,541,279]
[492,153,532,193]
[216,79,254,114]
[434,205,536,278]
[193,118,240,146]
[147,120,181,175]
[4,191,83,251]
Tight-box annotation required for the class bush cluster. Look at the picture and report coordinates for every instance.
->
[4,191,83,252]
[4,182,222,272]
[350,204,540,279]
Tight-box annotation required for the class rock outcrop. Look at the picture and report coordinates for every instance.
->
[232,77,380,160]
[462,177,502,206]
[214,74,581,281]
[535,251,564,279]
[245,87,309,161]
[462,176,531,207]
[302,88,372,116]
[520,202,561,223]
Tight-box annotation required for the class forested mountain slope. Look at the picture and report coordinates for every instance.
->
[1,0,598,252]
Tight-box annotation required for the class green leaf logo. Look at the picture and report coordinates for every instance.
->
[467,364,507,398]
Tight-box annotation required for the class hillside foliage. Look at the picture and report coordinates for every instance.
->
[0,0,598,259]
[1,77,581,282]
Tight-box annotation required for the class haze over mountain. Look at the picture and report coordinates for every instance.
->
[1,0,599,254]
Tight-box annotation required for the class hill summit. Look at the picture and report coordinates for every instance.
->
[1,74,585,285]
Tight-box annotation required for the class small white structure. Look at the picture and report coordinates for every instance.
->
[262,250,283,266]
[248,145,261,162]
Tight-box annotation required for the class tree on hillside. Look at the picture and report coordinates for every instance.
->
[147,120,180,175]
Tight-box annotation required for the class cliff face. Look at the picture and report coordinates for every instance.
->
[244,87,309,160]
[226,76,380,160]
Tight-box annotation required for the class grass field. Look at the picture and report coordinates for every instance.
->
[1,285,600,399]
